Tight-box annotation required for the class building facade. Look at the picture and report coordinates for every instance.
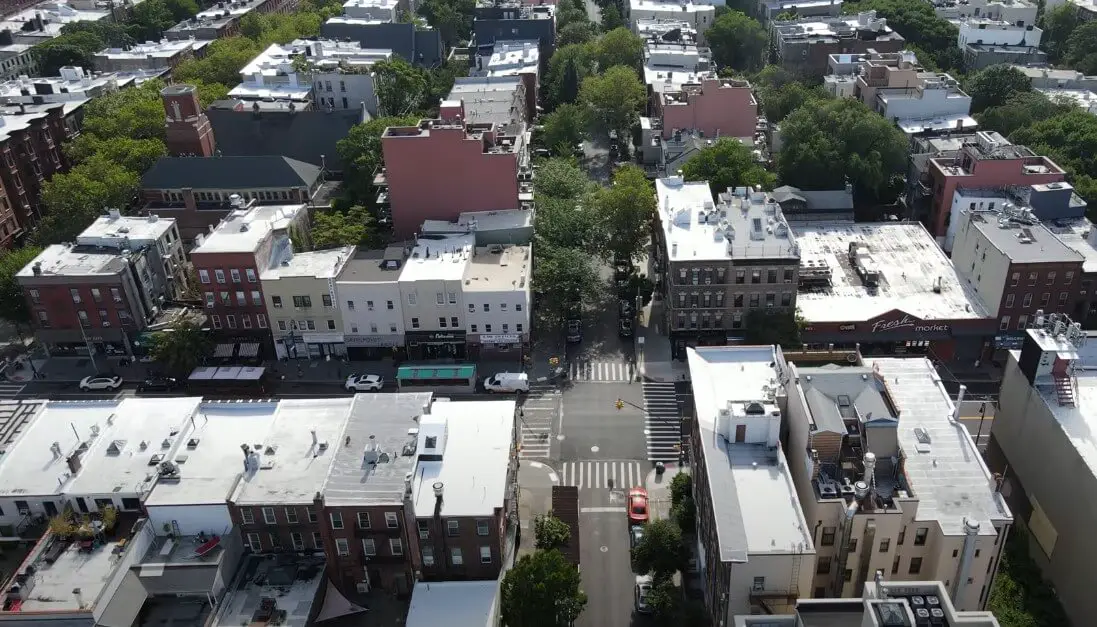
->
[262,245,355,359]
[772,12,905,77]
[336,247,407,360]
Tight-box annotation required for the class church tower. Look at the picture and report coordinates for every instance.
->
[162,84,216,157]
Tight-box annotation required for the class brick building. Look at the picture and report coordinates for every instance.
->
[772,12,906,77]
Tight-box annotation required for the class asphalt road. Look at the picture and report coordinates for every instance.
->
[561,382,646,461]
[576,483,638,627]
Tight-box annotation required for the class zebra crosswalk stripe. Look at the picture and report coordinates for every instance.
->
[559,461,644,490]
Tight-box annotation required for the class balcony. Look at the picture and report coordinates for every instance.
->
[373,169,388,187]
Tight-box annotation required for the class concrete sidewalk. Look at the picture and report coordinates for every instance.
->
[517,460,559,561]
[636,298,689,383]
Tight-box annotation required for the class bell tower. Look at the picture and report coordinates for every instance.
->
[162,84,215,157]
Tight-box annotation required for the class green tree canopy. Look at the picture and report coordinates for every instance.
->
[966,64,1032,114]
[545,43,597,108]
[681,138,775,195]
[631,519,686,580]
[0,247,42,326]
[501,550,586,627]
[336,115,419,204]
[976,91,1075,138]
[373,57,429,116]
[580,65,645,138]
[534,515,572,551]
[128,0,179,41]
[533,244,601,322]
[1040,4,1079,63]
[174,37,264,87]
[752,65,828,122]
[777,98,907,199]
[558,21,599,46]
[647,578,682,621]
[60,21,134,47]
[34,31,106,75]
[590,165,655,262]
[541,103,591,155]
[419,0,475,47]
[65,136,167,174]
[706,11,768,72]
[601,4,624,30]
[535,158,594,200]
[1065,21,1097,75]
[843,0,960,70]
[743,309,805,347]
[595,27,643,70]
[555,1,590,30]
[33,158,140,245]
[311,205,376,249]
[1009,109,1097,211]
[669,472,692,506]
[535,196,601,250]
[421,58,465,116]
[150,320,213,376]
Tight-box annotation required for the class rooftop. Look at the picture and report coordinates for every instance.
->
[76,212,175,245]
[406,580,499,627]
[1046,217,1097,273]
[143,401,281,507]
[774,11,902,41]
[16,244,128,278]
[140,155,321,191]
[962,209,1083,264]
[476,40,539,77]
[211,554,328,627]
[169,0,271,29]
[1035,87,1097,111]
[629,0,715,14]
[0,66,126,101]
[462,244,530,293]
[870,357,1011,535]
[420,208,533,236]
[0,1,109,39]
[687,346,813,561]
[0,100,87,143]
[655,177,799,263]
[96,38,209,60]
[448,75,525,128]
[793,221,990,323]
[239,39,391,78]
[321,392,433,507]
[261,245,354,280]
[191,204,305,255]
[399,234,476,283]
[336,247,407,284]
[229,398,353,506]
[411,400,515,517]
[1027,326,1097,483]
[3,528,130,613]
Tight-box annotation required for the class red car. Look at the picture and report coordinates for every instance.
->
[628,487,649,524]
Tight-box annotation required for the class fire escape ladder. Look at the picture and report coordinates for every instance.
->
[1054,372,1075,407]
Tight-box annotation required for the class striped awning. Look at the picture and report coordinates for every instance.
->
[238,343,261,358]
[213,343,234,358]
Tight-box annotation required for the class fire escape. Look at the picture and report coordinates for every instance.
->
[1053,368,1076,407]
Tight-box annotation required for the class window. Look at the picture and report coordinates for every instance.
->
[1010,272,1019,286]
[451,316,459,327]
[212,315,222,329]
[898,529,905,545]
[448,292,457,304]
[330,512,344,529]
[1047,271,1057,285]
[999,316,1010,331]
[304,320,314,330]
[335,538,350,556]
[483,303,490,312]
[220,291,231,305]
[111,288,122,303]
[246,268,257,283]
[199,269,210,284]
[439,317,447,327]
[70,288,81,304]
[517,323,524,332]
[390,538,403,556]
[241,509,255,524]
[485,324,492,332]
[1066,271,1075,284]
[843,569,853,582]
[356,511,371,529]
[752,577,765,592]
[285,508,298,524]
[953,549,959,557]
[1022,293,1032,308]
[468,304,475,313]
[848,539,858,553]
[1040,292,1050,307]
[386,512,399,528]
[480,546,492,563]
[476,519,489,536]
[236,291,246,306]
[387,300,394,310]
[1017,315,1028,330]
[230,269,242,283]
[914,527,928,546]
[247,533,262,551]
[1004,294,1014,308]
[322,294,333,307]
[751,270,761,284]
[892,555,901,574]
[370,324,378,333]
[78,310,90,328]
[36,310,49,327]
[227,315,237,329]
[1028,272,1037,286]
[262,507,276,524]
[249,290,261,306]
[422,545,435,566]
[418,520,430,540]
[516,303,523,311]
[327,320,336,330]
[816,556,832,574]
[909,557,923,574]
[272,295,283,308]
[783,268,794,283]
[293,295,312,308]
[215,269,226,284]
[408,293,417,305]
[26,288,39,305]
[312,532,323,549]
[350,300,358,311]
[1060,292,1069,306]
[411,317,420,329]
[781,293,792,307]
[470,324,478,332]
[90,288,102,303]
[278,320,287,331]
[447,520,459,536]
[307,508,317,523]
[291,532,304,550]
[436,292,444,305]
[821,527,835,546]
[767,269,777,283]
[451,547,463,565]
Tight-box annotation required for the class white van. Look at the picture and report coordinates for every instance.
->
[484,372,530,393]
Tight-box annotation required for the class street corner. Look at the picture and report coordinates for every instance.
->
[519,460,560,489]
[643,462,688,495]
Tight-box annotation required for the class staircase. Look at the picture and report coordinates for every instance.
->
[1054,373,1075,407]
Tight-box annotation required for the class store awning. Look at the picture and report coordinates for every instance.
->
[238,342,261,358]
[213,343,234,358]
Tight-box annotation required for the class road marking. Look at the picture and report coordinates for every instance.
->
[529,461,543,468]
[583,507,628,514]
[549,472,558,483]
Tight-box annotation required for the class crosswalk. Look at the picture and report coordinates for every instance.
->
[518,384,559,460]
[644,382,682,462]
[0,383,25,399]
[559,460,645,491]
[569,360,634,382]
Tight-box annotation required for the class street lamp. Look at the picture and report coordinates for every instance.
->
[77,314,99,374]
[974,402,989,451]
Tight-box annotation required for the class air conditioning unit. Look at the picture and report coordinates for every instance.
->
[102,321,111,327]
[356,582,370,593]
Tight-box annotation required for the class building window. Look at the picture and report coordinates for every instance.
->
[418,520,430,540]
[516,303,523,311]
[448,292,457,304]
[892,555,901,574]
[236,291,246,306]
[1022,293,1032,308]
[385,512,399,528]
[227,315,237,329]
[330,512,343,530]
[1047,271,1057,285]
[408,293,417,305]
[752,577,765,592]
[411,318,420,329]
[1004,294,1014,308]
[781,293,792,307]
[470,324,478,332]
[517,323,524,332]
[821,527,835,546]
[335,538,350,556]
[387,300,394,309]
[241,509,255,524]
[1041,293,1050,307]
[1010,272,1019,287]
[111,288,122,303]
[229,269,240,283]
[477,519,489,536]
[215,269,226,284]
[480,546,492,564]
[751,270,761,284]
[307,508,317,523]
[212,315,222,329]
[293,295,312,308]
[327,320,336,330]
[199,269,210,284]
[251,291,262,306]
[357,512,371,529]
[447,520,459,536]
[247,533,262,551]
[1028,272,1037,286]
[816,556,831,574]
[306,320,315,330]
[909,557,923,574]
[246,268,257,283]
[70,288,81,304]
[262,507,276,524]
[767,269,777,283]
[914,528,928,545]
[220,291,231,305]
[91,288,102,303]
[390,538,403,556]
[848,539,857,553]
[879,539,890,553]
[291,532,304,550]
[312,532,323,549]
[1066,271,1075,284]
[322,294,333,307]
[451,316,458,327]
[436,292,444,305]
[1060,292,1069,306]
[285,508,298,524]
[1017,315,1028,330]
[451,547,463,565]
[272,295,283,308]
[843,569,853,582]
[422,545,435,566]
[485,324,492,332]
[999,316,1010,331]
[439,317,447,328]
[468,304,475,312]
[278,320,287,331]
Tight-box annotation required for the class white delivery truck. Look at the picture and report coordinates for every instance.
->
[484,372,530,393]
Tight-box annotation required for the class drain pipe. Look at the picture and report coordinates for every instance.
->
[952,517,980,604]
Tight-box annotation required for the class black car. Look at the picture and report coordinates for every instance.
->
[619,317,634,338]
[629,525,645,549]
[140,375,179,392]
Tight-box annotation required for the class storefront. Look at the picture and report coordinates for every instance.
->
[405,330,467,360]
[275,330,347,360]
[467,333,527,360]
[38,328,132,358]
[801,308,995,364]
[344,333,404,361]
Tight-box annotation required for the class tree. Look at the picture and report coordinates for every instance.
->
[590,165,655,262]
[150,319,212,376]
[174,37,264,87]
[311,205,377,249]
[1065,21,1097,75]
[706,11,768,72]
[843,0,960,70]
[60,21,134,47]
[752,67,828,122]
[555,1,589,30]
[647,578,682,621]
[777,98,907,199]
[128,0,178,41]
[336,115,419,204]
[1010,110,1097,211]
[681,138,775,195]
[0,247,42,326]
[33,30,107,75]
[501,550,586,627]
[541,104,591,156]
[534,515,571,551]
[420,0,475,47]
[977,91,1074,138]
[1040,4,1080,63]
[65,136,166,173]
[33,159,140,245]
[580,65,645,138]
[966,64,1032,114]
[80,79,171,142]
[533,244,601,322]
[535,196,602,249]
[422,58,465,115]
[163,0,200,21]
[669,472,692,506]
[595,27,643,70]
[743,309,805,347]
[545,43,596,108]
[631,518,686,580]
[373,57,429,116]
[534,158,593,200]
[559,21,598,46]
[601,4,624,30]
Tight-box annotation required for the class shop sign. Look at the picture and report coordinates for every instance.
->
[839,324,856,332]
[344,334,402,348]
[409,330,466,342]
[480,334,521,343]
[995,333,1025,350]
[871,314,950,334]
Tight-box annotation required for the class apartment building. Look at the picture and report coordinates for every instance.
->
[336,247,407,360]
[656,78,756,143]
[320,19,444,68]
[1013,65,1097,91]
[189,204,309,350]
[262,245,355,359]
[18,212,186,357]
[772,12,905,77]
[461,241,531,359]
[652,177,799,359]
[957,18,1045,69]
[0,38,39,82]
[784,357,1013,611]
[378,104,530,238]
[628,0,714,42]
[687,346,816,621]
[471,40,540,118]
[989,318,1095,627]
[165,0,296,41]
[0,1,110,46]
[230,39,391,112]
[929,0,1037,26]
[825,50,919,101]
[473,1,556,65]
[760,0,842,22]
[92,38,210,72]
[734,578,1004,626]
[0,101,78,240]
[341,0,399,21]
[0,66,137,105]
[872,72,974,136]
[448,75,532,130]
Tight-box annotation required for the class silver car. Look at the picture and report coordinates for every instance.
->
[635,576,653,614]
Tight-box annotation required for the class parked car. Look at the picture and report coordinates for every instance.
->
[629,524,645,549]
[533,148,552,158]
[484,372,530,393]
[566,318,583,343]
[345,374,384,392]
[628,487,649,525]
[619,317,634,338]
[635,576,653,614]
[79,375,123,391]
[140,375,178,392]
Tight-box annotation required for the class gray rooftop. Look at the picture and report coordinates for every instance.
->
[966,211,1083,264]
[141,156,321,190]
[336,247,407,284]
[797,367,897,434]
[772,185,854,211]
[207,104,364,171]
[322,392,433,507]
[448,76,524,129]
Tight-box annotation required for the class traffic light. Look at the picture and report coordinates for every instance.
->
[549,356,560,367]
[615,398,624,411]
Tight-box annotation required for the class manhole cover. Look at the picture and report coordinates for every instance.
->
[591,445,600,453]
[600,546,608,553]
[556,434,566,441]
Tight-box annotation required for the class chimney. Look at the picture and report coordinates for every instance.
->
[66,453,82,475]
[952,384,966,422]
[32,261,41,276]
[311,429,317,445]
[432,481,444,516]
[72,588,83,609]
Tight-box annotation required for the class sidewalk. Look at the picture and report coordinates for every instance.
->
[517,460,558,561]
[636,297,689,383]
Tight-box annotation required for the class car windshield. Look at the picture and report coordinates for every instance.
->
[631,502,646,515]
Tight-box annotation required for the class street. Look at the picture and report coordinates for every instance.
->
[574,474,638,627]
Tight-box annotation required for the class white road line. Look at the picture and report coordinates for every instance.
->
[529,461,543,468]
[578,463,584,489]
[549,472,558,483]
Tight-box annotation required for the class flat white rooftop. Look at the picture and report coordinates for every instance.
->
[412,400,515,518]
[897,113,978,135]
[644,67,715,94]
[481,40,539,76]
[97,38,208,59]
[687,346,814,560]
[406,580,499,627]
[239,39,391,78]
[0,1,109,37]
[399,234,476,283]
[793,221,990,323]
[77,213,175,244]
[10,534,126,613]
[143,402,280,507]
[230,398,352,506]
[631,0,715,13]
[870,357,1011,535]
[656,177,721,260]
[1046,217,1097,273]
[16,244,127,278]
[192,204,305,255]
[228,84,312,100]
[462,245,530,293]
[261,245,354,280]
